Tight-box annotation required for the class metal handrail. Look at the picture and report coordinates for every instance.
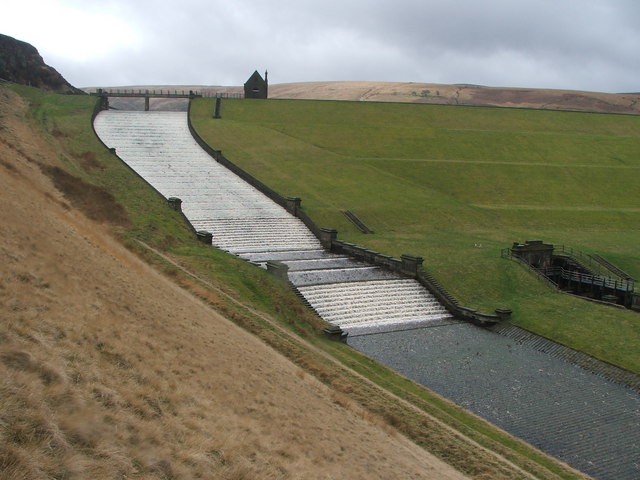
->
[502,247,634,292]
[542,267,634,292]
[552,245,631,280]
[501,248,559,287]
[89,89,244,99]
[589,254,636,281]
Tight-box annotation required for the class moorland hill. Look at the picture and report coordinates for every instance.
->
[87,80,640,115]
[269,81,640,115]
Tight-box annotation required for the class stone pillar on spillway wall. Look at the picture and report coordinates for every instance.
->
[266,260,289,282]
[319,228,338,250]
[285,196,301,216]
[196,231,213,245]
[167,197,183,212]
[401,254,424,278]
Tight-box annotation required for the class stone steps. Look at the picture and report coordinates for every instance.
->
[298,279,453,333]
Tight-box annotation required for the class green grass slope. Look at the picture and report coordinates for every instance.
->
[2,84,596,480]
[190,98,640,373]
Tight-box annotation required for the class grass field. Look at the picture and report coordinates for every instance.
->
[1,84,597,480]
[190,97,640,373]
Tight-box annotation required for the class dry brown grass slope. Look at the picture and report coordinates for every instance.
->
[0,89,472,478]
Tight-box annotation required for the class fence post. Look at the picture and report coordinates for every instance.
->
[214,97,222,119]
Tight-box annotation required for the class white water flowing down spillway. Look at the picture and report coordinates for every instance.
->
[94,112,319,254]
[93,111,455,335]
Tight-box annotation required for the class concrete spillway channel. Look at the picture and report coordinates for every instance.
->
[93,110,455,336]
[94,110,640,480]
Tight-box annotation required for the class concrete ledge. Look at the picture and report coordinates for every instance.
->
[323,325,348,342]
[196,230,213,245]
[167,197,182,212]
[266,260,290,282]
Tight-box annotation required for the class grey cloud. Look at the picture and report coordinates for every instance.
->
[9,0,639,92]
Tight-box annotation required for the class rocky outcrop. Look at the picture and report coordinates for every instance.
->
[0,33,83,94]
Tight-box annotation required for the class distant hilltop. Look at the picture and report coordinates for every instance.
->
[0,33,83,94]
[267,81,640,115]
[87,81,640,115]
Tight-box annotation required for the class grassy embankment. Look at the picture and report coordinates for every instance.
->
[2,84,596,480]
[190,97,640,374]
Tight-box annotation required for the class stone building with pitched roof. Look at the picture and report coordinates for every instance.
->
[244,70,268,99]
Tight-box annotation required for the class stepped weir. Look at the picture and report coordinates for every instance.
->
[94,110,640,480]
[93,111,456,335]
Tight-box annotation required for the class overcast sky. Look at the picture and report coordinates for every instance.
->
[2,0,639,92]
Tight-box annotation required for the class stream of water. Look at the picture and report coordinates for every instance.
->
[349,325,640,480]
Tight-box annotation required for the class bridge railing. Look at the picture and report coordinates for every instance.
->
[90,88,244,99]
[90,88,201,97]
[542,267,634,292]
[552,244,633,281]
[202,92,244,99]
[501,248,559,288]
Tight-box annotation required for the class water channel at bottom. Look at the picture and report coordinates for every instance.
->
[348,324,640,480]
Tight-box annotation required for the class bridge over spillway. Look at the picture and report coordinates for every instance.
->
[91,89,203,111]
[90,88,242,111]
[93,109,640,480]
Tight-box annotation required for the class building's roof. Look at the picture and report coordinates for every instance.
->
[244,70,265,85]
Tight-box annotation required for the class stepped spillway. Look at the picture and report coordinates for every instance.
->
[93,111,320,254]
[93,110,455,334]
[298,279,453,334]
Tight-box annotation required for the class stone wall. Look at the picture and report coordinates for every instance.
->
[186,103,503,325]
[510,240,554,269]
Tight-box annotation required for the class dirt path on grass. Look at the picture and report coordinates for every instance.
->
[0,86,472,479]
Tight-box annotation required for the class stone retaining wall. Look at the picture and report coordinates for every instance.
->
[186,100,502,325]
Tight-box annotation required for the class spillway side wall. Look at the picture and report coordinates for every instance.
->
[186,101,323,238]
[186,100,501,325]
